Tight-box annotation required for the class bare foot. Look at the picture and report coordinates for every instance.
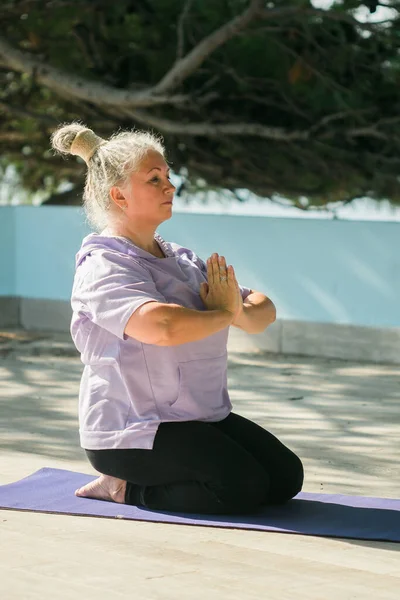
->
[75,474,126,503]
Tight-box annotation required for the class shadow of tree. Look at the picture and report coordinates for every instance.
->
[227,351,400,498]
[0,352,82,460]
[1,343,399,502]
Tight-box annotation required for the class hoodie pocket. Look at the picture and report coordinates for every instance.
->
[169,353,228,419]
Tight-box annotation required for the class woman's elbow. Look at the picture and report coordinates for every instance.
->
[269,300,277,324]
[258,299,276,333]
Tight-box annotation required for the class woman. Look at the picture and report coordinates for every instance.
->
[51,123,304,515]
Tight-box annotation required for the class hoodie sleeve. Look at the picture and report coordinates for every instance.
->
[73,249,167,340]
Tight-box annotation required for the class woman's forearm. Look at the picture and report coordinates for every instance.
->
[232,293,276,334]
[161,304,234,346]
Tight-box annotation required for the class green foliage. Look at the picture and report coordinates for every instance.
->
[0,0,400,206]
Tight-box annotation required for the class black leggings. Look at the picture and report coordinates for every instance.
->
[85,412,304,515]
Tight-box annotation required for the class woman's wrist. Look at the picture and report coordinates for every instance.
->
[232,304,249,330]
[219,308,236,325]
[232,296,276,334]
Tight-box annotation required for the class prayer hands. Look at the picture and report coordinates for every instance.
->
[199,253,243,322]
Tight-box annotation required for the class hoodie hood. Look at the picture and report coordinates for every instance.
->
[75,229,175,269]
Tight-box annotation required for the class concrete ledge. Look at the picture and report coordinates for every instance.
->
[228,320,282,354]
[0,296,20,327]
[1,296,399,364]
[20,298,72,332]
[229,319,400,364]
[281,319,400,365]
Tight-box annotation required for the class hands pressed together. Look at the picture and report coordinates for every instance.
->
[199,253,243,324]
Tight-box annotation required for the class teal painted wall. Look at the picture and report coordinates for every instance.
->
[15,206,90,300]
[0,207,16,295]
[159,214,400,328]
[1,206,399,328]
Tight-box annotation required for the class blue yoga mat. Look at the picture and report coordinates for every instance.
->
[0,468,399,542]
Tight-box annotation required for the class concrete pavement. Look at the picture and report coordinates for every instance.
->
[0,328,399,599]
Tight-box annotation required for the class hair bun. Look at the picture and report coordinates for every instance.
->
[51,122,105,163]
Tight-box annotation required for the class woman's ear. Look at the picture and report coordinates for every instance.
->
[110,185,126,210]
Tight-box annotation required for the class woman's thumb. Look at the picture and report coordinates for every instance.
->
[199,281,208,299]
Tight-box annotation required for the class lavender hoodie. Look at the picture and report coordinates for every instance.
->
[70,230,251,450]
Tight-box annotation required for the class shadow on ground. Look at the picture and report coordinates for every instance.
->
[0,330,399,497]
[0,345,82,460]
[227,352,400,497]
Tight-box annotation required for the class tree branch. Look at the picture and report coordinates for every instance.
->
[0,131,42,142]
[153,0,264,95]
[260,6,394,31]
[309,111,357,134]
[0,100,114,135]
[124,109,310,140]
[0,0,76,15]
[345,127,389,140]
[122,108,398,144]
[0,100,58,126]
[0,37,187,109]
[176,0,194,61]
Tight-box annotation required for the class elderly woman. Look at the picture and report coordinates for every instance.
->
[51,123,303,515]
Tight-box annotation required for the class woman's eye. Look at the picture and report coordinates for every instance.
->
[150,175,171,184]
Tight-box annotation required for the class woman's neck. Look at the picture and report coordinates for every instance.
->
[105,225,164,257]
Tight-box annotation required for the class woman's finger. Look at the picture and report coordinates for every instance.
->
[207,256,215,285]
[229,265,240,288]
[218,255,227,283]
[211,253,221,284]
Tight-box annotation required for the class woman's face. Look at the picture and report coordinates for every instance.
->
[112,150,176,225]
